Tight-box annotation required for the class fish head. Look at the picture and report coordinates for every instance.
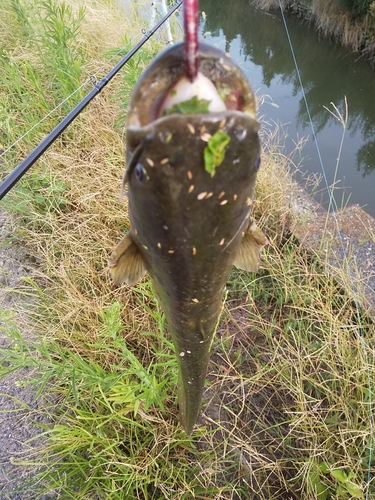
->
[126,41,257,127]
[123,42,261,295]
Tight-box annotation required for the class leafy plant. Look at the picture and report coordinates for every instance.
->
[204,130,231,176]
[1,168,69,218]
[37,0,86,102]
[163,95,211,115]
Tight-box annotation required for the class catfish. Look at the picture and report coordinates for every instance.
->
[108,41,267,435]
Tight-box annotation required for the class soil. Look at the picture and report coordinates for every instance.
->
[0,209,54,499]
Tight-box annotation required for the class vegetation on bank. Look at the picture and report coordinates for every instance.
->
[0,0,374,499]
[253,0,375,64]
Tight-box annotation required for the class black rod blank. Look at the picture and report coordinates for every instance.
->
[0,0,183,201]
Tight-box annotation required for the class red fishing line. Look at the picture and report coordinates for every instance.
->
[184,0,198,81]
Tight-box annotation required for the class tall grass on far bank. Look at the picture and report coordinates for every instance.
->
[252,0,375,65]
[0,0,374,499]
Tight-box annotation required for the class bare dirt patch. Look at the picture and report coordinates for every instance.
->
[0,209,53,499]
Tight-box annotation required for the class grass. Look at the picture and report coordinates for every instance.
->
[0,0,374,499]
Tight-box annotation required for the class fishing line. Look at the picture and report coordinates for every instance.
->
[0,0,183,201]
[0,16,177,164]
[0,2,182,163]
[0,36,141,162]
[276,1,373,495]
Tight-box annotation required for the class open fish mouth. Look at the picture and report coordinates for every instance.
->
[108,41,268,434]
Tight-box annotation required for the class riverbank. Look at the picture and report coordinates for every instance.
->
[290,186,375,319]
[253,0,375,64]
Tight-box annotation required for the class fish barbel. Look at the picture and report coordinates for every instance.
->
[108,41,267,434]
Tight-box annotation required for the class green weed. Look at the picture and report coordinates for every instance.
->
[1,168,69,220]
[37,0,86,102]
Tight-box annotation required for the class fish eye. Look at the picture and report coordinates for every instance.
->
[135,163,147,182]
[255,155,261,171]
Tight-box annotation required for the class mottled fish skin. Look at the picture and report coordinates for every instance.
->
[109,42,266,434]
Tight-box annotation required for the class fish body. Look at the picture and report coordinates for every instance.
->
[109,42,267,434]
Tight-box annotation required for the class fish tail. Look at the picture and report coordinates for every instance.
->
[175,300,226,434]
[178,373,206,435]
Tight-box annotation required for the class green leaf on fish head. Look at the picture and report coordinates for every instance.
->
[204,130,231,177]
[163,95,211,116]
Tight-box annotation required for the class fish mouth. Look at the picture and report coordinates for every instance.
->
[126,41,257,128]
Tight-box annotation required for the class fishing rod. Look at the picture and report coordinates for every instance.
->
[0,0,183,201]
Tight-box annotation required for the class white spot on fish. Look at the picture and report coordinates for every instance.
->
[187,350,191,354]
[192,298,199,303]
[220,200,228,205]
[235,126,247,141]
[188,185,194,193]
[192,247,197,255]
[157,242,162,249]
[233,158,240,164]
[163,225,169,230]
[187,123,195,134]
[246,196,252,206]
[145,157,154,167]
[143,245,148,250]
[134,228,138,235]
[220,238,225,245]
[197,192,207,200]
[187,170,193,180]
[233,194,238,201]
[200,132,212,142]
[218,191,225,199]
[200,340,204,344]
[180,351,185,357]
[205,192,213,199]
[168,249,175,254]
[160,158,170,165]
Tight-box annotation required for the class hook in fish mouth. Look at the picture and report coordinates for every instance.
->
[109,41,268,434]
[184,0,199,82]
[126,42,257,130]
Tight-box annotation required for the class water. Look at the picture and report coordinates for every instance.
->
[199,0,375,217]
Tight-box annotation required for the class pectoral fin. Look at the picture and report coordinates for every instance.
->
[233,222,268,273]
[108,233,147,285]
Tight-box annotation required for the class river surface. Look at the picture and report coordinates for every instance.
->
[118,0,375,217]
[199,0,375,216]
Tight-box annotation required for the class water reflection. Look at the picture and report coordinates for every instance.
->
[199,0,375,215]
